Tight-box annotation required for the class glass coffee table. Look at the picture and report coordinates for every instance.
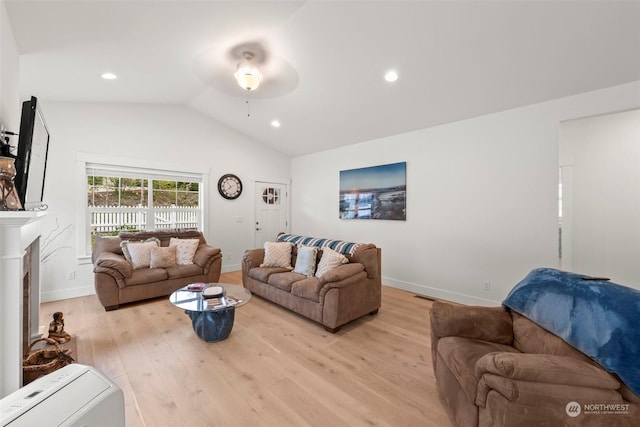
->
[169,283,251,342]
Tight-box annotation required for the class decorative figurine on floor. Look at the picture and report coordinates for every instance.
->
[48,312,71,343]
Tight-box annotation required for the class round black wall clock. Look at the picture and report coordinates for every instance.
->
[218,174,243,200]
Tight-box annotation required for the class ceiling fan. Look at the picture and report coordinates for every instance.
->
[193,40,298,99]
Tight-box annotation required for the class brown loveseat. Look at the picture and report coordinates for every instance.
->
[242,235,381,332]
[430,301,640,426]
[92,229,222,311]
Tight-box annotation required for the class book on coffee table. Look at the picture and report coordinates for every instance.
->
[186,283,206,291]
[206,298,223,307]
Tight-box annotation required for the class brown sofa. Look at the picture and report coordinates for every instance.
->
[92,229,222,311]
[430,301,640,427]
[242,236,381,332]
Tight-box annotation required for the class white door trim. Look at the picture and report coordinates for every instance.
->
[252,177,291,246]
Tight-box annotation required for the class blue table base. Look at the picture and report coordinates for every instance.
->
[185,306,235,342]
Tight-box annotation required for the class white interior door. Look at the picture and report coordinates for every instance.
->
[254,182,289,247]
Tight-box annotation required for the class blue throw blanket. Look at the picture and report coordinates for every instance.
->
[503,268,640,395]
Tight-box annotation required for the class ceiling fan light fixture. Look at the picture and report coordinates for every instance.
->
[384,70,398,82]
[234,51,263,91]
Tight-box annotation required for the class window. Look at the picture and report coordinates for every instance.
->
[261,187,280,205]
[85,162,204,252]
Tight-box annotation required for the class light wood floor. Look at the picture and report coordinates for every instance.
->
[39,272,449,427]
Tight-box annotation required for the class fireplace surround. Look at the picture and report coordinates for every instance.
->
[0,211,45,398]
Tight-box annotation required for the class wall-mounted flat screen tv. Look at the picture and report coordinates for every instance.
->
[15,96,50,210]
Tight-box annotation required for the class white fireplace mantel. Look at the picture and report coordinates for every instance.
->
[0,211,46,398]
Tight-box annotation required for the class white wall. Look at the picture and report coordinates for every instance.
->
[0,0,20,133]
[560,109,640,287]
[39,101,290,302]
[291,81,640,305]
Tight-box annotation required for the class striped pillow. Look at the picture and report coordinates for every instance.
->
[277,233,361,255]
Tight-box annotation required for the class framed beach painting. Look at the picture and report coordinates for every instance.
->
[339,162,406,220]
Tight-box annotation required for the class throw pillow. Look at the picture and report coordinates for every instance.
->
[260,241,293,269]
[169,238,200,265]
[315,247,349,278]
[150,246,177,269]
[293,245,318,277]
[120,238,161,269]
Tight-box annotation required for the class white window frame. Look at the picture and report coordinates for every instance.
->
[76,152,209,262]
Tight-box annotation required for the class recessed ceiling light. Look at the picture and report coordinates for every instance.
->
[271,120,281,128]
[384,70,398,82]
[101,72,118,80]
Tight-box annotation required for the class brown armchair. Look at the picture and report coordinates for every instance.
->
[430,300,639,427]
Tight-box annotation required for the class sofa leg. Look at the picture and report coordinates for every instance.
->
[324,326,341,333]
[104,305,119,311]
[369,309,379,315]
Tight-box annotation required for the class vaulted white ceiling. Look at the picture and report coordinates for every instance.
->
[6,1,640,157]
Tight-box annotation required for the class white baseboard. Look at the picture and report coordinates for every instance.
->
[42,264,242,303]
[222,263,241,273]
[382,276,500,307]
[41,284,95,303]
[40,272,500,307]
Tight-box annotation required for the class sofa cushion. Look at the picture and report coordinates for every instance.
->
[121,238,161,269]
[165,263,203,279]
[293,245,318,277]
[169,238,200,265]
[124,268,168,286]
[150,246,177,268]
[315,247,348,278]
[437,336,520,404]
[291,277,323,302]
[261,241,293,268]
[267,272,307,292]
[249,266,290,283]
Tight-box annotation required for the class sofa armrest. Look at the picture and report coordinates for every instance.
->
[476,353,624,413]
[242,248,264,270]
[93,252,132,279]
[430,300,513,344]
[320,263,365,285]
[350,245,380,280]
[192,245,222,269]
[476,352,620,391]
[475,373,625,412]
